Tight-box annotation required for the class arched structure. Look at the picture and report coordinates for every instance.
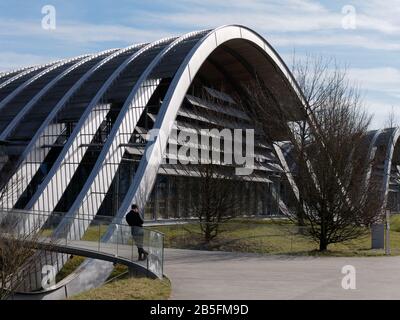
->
[0,25,308,295]
[275,127,400,217]
[366,128,400,212]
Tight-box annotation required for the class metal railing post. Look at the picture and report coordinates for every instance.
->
[98,223,101,252]
[290,230,293,252]
[131,236,134,261]
[161,233,165,277]
[146,237,150,277]
[116,225,119,257]
[386,209,391,255]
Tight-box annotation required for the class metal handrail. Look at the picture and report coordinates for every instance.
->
[0,209,164,279]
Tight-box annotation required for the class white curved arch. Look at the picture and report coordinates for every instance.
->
[15,36,180,289]
[0,68,40,91]
[0,53,94,109]
[362,128,400,214]
[0,45,143,210]
[0,55,77,84]
[0,49,120,140]
[107,25,308,235]
[11,24,310,293]
[363,129,383,192]
[54,30,209,239]
[381,128,400,211]
[5,25,313,292]
[0,68,38,90]
[0,68,34,86]
[26,38,174,214]
[0,58,73,91]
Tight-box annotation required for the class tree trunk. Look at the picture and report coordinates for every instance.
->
[319,239,328,251]
[319,218,328,251]
[204,223,212,243]
[297,198,306,226]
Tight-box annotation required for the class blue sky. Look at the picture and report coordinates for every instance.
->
[0,0,399,128]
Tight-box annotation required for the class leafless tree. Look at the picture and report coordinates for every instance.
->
[187,164,242,243]
[241,54,381,251]
[170,90,246,243]
[0,211,50,299]
[385,106,398,128]
[0,178,60,299]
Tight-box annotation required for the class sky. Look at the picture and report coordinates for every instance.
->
[0,0,398,129]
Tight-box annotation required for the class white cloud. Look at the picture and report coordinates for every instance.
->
[133,0,400,35]
[339,67,400,129]
[127,0,400,51]
[0,19,174,45]
[132,1,340,33]
[348,67,400,98]
[0,0,398,123]
[353,0,400,34]
[365,100,399,129]
[268,33,400,51]
[0,1,398,52]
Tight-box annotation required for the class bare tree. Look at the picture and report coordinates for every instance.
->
[385,106,398,128]
[188,164,242,243]
[0,211,48,299]
[170,90,247,243]
[0,179,60,299]
[241,55,381,251]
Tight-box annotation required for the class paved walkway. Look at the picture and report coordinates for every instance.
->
[164,249,400,300]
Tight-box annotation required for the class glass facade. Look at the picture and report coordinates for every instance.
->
[142,175,283,221]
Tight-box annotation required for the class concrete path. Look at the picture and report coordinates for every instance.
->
[164,249,400,300]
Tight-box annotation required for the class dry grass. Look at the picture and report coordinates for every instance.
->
[150,216,400,257]
[69,276,171,300]
[59,259,170,300]
[56,255,86,282]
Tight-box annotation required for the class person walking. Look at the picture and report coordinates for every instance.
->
[126,204,148,261]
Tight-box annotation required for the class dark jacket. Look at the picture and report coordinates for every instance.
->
[126,209,144,227]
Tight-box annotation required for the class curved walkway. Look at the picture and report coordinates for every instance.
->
[164,249,400,300]
[28,239,151,274]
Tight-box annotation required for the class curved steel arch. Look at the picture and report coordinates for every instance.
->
[0,67,35,86]
[15,32,206,292]
[279,127,396,218]
[373,128,400,211]
[0,56,77,84]
[0,58,72,91]
[362,129,383,192]
[0,49,120,140]
[0,53,94,109]
[1,25,319,293]
[26,38,175,215]
[54,30,209,239]
[2,42,159,291]
[355,127,400,215]
[104,25,308,237]
[0,45,141,210]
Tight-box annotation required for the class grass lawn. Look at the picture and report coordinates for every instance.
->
[56,257,131,283]
[69,276,171,300]
[45,215,400,266]
[40,224,109,241]
[40,216,400,299]
[56,255,86,282]
[47,216,400,257]
[150,216,400,257]
[56,258,171,300]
